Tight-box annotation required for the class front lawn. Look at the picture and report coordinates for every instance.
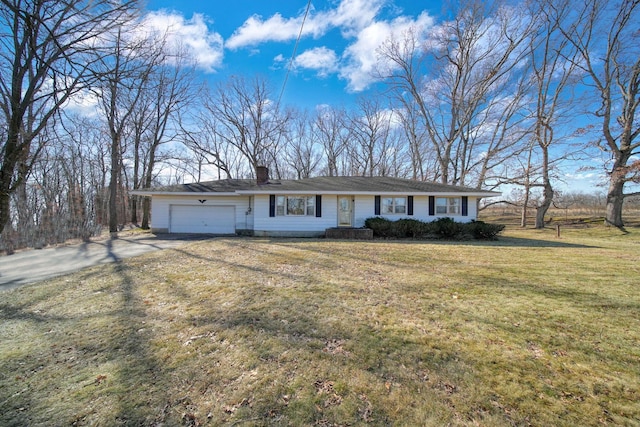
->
[1,226,638,426]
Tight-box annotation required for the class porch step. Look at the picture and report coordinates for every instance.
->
[325,227,373,240]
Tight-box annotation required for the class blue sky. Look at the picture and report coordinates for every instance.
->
[143,0,439,110]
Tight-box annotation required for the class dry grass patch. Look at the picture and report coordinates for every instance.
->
[1,226,639,426]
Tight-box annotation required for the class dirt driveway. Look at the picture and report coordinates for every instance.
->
[0,233,212,291]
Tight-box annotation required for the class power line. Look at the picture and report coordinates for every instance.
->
[276,0,312,111]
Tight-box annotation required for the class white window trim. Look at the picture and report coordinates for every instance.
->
[435,197,460,215]
[276,195,315,216]
[382,197,407,215]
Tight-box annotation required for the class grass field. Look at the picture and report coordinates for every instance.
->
[1,225,639,426]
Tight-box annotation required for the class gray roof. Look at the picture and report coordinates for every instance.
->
[133,176,499,197]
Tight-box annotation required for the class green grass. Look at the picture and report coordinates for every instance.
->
[1,225,639,426]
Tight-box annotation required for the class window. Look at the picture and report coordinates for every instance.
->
[276,195,315,216]
[382,197,406,214]
[436,197,460,215]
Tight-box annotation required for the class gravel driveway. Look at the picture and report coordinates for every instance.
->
[0,233,212,291]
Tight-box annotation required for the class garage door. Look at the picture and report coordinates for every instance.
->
[169,205,236,234]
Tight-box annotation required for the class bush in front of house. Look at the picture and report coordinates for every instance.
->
[466,220,505,240]
[364,217,431,238]
[364,217,394,238]
[429,217,462,239]
[394,218,431,238]
[364,217,505,240]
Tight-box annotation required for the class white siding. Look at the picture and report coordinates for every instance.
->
[353,195,479,226]
[353,195,374,227]
[253,194,337,236]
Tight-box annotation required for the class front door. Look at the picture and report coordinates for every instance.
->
[338,196,353,227]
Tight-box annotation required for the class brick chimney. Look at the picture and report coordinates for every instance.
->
[256,165,269,185]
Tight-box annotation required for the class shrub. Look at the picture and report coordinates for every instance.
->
[394,218,429,238]
[467,220,505,240]
[364,217,394,238]
[430,217,463,239]
[364,217,505,240]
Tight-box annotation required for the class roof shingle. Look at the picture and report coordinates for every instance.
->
[136,176,499,196]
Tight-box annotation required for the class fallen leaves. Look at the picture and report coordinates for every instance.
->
[322,339,350,356]
[314,379,343,408]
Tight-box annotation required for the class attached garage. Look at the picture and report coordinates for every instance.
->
[169,205,236,234]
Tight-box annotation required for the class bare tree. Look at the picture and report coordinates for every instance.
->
[93,26,164,233]
[0,0,138,236]
[346,97,393,176]
[377,0,536,187]
[394,99,432,180]
[180,91,245,180]
[2,113,110,253]
[282,110,321,179]
[203,75,290,178]
[559,0,640,228]
[525,0,581,228]
[128,56,195,229]
[312,106,349,177]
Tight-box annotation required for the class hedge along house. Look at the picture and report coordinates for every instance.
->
[132,167,500,237]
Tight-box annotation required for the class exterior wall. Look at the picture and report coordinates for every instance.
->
[353,195,479,226]
[149,195,253,234]
[353,195,374,227]
[253,194,479,236]
[149,193,480,235]
[253,194,338,236]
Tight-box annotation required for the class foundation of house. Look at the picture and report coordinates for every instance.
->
[325,227,373,240]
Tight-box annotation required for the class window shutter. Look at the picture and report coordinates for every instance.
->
[407,196,414,216]
[428,196,435,216]
[269,195,276,217]
[316,195,322,217]
[374,195,381,215]
[461,196,468,216]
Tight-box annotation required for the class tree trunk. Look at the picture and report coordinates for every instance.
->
[130,197,138,224]
[535,181,553,229]
[521,189,529,228]
[109,134,120,234]
[0,190,11,239]
[141,148,157,230]
[535,151,553,228]
[605,175,625,228]
[0,123,23,235]
[141,197,151,230]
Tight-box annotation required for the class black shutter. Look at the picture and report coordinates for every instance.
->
[269,195,276,217]
[374,195,381,215]
[316,195,322,217]
[461,196,468,216]
[407,196,414,216]
[428,196,435,216]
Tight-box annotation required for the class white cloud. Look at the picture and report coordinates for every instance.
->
[226,12,328,50]
[328,0,387,37]
[64,88,100,117]
[226,0,385,49]
[141,11,224,72]
[340,12,434,92]
[294,47,338,77]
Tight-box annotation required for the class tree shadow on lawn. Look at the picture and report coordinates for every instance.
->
[105,261,175,425]
[369,236,596,248]
[257,235,598,249]
[0,261,177,426]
